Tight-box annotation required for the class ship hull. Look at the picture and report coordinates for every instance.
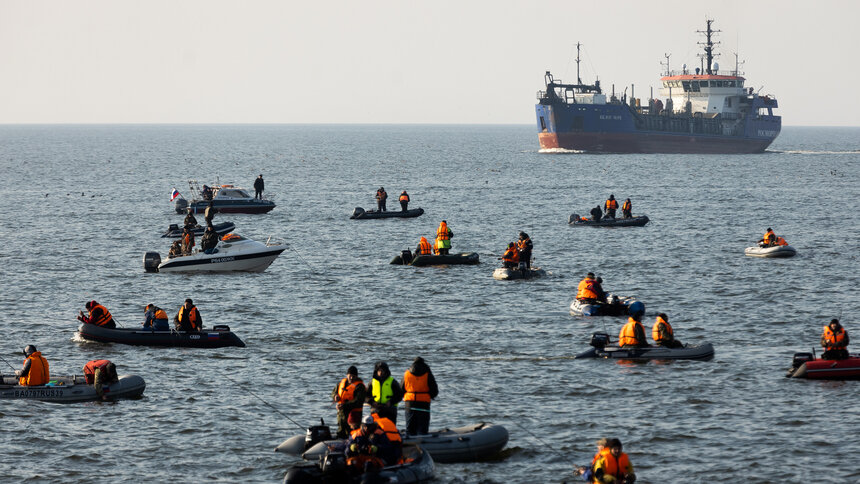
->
[539,131,773,154]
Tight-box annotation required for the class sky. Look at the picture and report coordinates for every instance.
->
[0,0,857,126]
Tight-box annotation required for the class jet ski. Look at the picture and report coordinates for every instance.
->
[570,294,640,316]
[786,352,860,379]
[144,234,286,273]
[350,207,424,219]
[568,213,650,227]
[0,374,145,403]
[575,332,715,361]
[161,221,235,238]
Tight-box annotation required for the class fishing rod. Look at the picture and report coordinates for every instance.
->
[221,372,306,431]
[289,246,320,272]
[0,354,18,372]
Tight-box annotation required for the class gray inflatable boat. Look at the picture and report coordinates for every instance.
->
[493,266,546,280]
[0,374,146,403]
[575,332,715,361]
[568,213,650,227]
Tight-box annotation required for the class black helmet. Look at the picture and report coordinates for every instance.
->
[23,345,36,356]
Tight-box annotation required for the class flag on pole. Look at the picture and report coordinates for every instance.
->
[170,188,180,201]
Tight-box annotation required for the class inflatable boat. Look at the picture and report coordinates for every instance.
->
[786,352,860,379]
[568,213,650,227]
[0,374,146,403]
[744,244,797,258]
[570,294,640,316]
[350,207,424,219]
[575,332,715,361]
[278,421,508,464]
[77,323,246,348]
[144,234,287,273]
[283,443,434,484]
[493,267,546,280]
[161,221,235,238]
[390,251,480,266]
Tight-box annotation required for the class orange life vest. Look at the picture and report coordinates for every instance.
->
[337,377,364,404]
[621,200,631,211]
[83,359,111,384]
[823,326,847,350]
[502,247,519,263]
[178,305,201,331]
[763,230,775,244]
[597,452,632,481]
[652,316,674,344]
[619,318,645,346]
[403,371,431,403]
[90,304,114,327]
[775,236,788,246]
[436,222,450,240]
[517,238,530,251]
[154,309,168,320]
[591,447,610,465]
[371,413,402,443]
[605,199,618,210]
[399,193,409,202]
[577,278,599,299]
[221,233,241,241]
[418,237,432,255]
[19,352,49,386]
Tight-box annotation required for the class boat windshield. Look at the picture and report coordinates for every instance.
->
[216,189,251,199]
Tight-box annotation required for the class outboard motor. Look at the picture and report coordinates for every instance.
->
[569,213,580,224]
[174,197,188,214]
[590,332,610,350]
[143,252,161,273]
[401,249,413,265]
[352,207,365,218]
[305,419,333,450]
[320,452,347,476]
[167,223,179,232]
[791,352,814,371]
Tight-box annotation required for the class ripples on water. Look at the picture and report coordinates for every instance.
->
[0,125,858,482]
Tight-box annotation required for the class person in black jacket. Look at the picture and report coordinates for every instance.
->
[253,175,264,200]
[200,225,219,254]
[402,357,439,435]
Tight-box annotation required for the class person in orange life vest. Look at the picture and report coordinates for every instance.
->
[821,318,849,360]
[403,357,439,436]
[652,313,683,348]
[577,273,605,303]
[399,190,410,211]
[774,235,789,246]
[759,228,776,247]
[346,415,391,472]
[576,437,611,480]
[143,304,169,331]
[366,361,404,424]
[415,236,433,256]
[517,232,533,269]
[331,365,367,438]
[369,411,403,465]
[502,242,519,268]
[604,194,619,219]
[77,300,116,329]
[435,221,453,255]
[593,438,635,483]
[16,345,49,386]
[621,198,632,218]
[174,298,202,332]
[618,304,648,348]
[181,226,195,255]
[376,187,388,211]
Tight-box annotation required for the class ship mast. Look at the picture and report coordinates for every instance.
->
[576,42,582,85]
[697,19,720,74]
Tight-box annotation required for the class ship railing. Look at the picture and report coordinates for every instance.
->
[664,69,744,77]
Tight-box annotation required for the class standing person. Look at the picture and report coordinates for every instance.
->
[174,298,202,332]
[142,304,169,331]
[331,366,367,439]
[604,195,618,219]
[435,221,453,255]
[253,174,264,200]
[402,357,438,436]
[201,184,213,200]
[821,319,849,360]
[77,300,116,329]
[399,190,410,211]
[181,227,195,255]
[376,187,388,211]
[652,313,683,348]
[184,208,198,228]
[621,198,632,218]
[618,303,648,348]
[200,225,219,254]
[16,345,49,386]
[517,232,533,269]
[593,438,636,483]
[367,361,404,424]
[204,200,216,225]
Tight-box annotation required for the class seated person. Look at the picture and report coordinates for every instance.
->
[174,298,202,332]
[182,228,195,255]
[346,415,391,473]
[200,225,219,254]
[502,242,519,269]
[577,273,601,302]
[143,304,170,331]
[590,205,602,222]
[183,209,198,229]
[201,185,213,200]
[759,228,776,247]
[168,239,182,258]
[77,300,116,328]
[619,306,648,348]
[17,345,49,386]
[652,313,683,348]
[821,319,849,360]
[593,438,636,484]
[370,412,403,465]
[415,236,433,256]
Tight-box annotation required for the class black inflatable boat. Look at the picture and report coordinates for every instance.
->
[161,221,236,238]
[568,213,650,227]
[390,250,479,266]
[351,207,424,219]
[76,323,246,348]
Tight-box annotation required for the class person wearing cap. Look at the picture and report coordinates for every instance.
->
[604,195,618,219]
[399,190,410,211]
[77,300,116,328]
[143,304,169,331]
[183,208,198,229]
[435,221,453,255]
[174,298,202,332]
[517,232,533,269]
[575,438,611,481]
[652,313,683,348]
[502,242,519,268]
[366,361,404,424]
[253,174,264,200]
[577,273,601,303]
[17,345,49,386]
[821,318,849,360]
[331,366,367,438]
[375,187,387,211]
[592,438,635,483]
[619,304,648,348]
[346,415,391,471]
[403,357,439,435]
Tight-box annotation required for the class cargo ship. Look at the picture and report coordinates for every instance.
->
[535,20,780,154]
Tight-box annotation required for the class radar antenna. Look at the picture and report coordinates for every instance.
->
[697,19,721,75]
[660,53,671,76]
[732,52,745,76]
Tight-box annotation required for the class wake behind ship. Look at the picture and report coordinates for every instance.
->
[535,20,781,154]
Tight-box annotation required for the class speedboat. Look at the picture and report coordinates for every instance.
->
[575,332,715,361]
[174,182,275,214]
[570,294,640,316]
[161,221,235,238]
[0,374,145,403]
[283,443,434,484]
[77,323,246,348]
[350,206,424,219]
[390,250,480,266]
[786,352,860,379]
[744,243,797,258]
[568,213,650,227]
[144,234,286,273]
[277,421,508,464]
[493,266,546,280]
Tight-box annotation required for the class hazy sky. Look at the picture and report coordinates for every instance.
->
[1,1,856,125]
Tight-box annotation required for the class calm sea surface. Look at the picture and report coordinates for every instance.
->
[0,125,858,483]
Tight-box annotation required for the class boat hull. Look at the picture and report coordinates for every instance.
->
[161,222,235,238]
[77,324,246,348]
[351,207,425,219]
[539,131,774,154]
[493,267,546,280]
[568,214,650,227]
[570,296,639,317]
[390,252,480,266]
[744,245,797,258]
[158,247,286,272]
[576,343,715,361]
[789,357,860,379]
[0,375,146,403]
[180,199,275,214]
[284,444,434,484]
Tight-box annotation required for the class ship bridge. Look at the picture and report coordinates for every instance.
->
[660,71,747,116]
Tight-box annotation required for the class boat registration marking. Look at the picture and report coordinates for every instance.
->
[14,389,64,398]
[190,335,200,339]
[210,257,236,263]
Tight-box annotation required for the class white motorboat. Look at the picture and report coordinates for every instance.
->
[144,234,287,273]
[744,244,797,258]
